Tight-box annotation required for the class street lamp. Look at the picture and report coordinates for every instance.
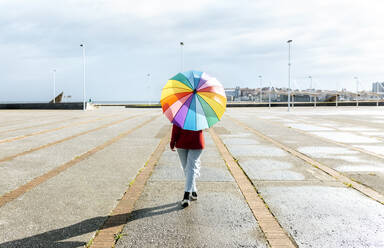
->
[269,81,272,108]
[308,76,312,103]
[53,69,56,104]
[147,73,151,105]
[180,41,184,72]
[258,75,262,103]
[287,40,292,112]
[354,76,359,107]
[80,43,86,111]
[377,82,380,107]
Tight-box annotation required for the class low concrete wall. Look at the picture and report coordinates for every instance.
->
[0,102,95,110]
[110,101,384,108]
[124,104,162,108]
[227,101,384,107]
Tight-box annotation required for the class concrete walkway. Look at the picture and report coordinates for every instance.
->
[1,107,384,248]
[215,115,384,247]
[0,109,166,247]
[115,132,268,248]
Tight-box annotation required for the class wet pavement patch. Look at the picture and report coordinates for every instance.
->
[226,144,287,157]
[258,185,384,248]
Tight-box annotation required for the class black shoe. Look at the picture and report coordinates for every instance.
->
[181,192,190,208]
[181,199,190,207]
[190,192,198,201]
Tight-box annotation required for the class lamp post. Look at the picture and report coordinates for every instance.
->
[258,75,262,103]
[354,76,359,107]
[287,40,292,111]
[269,81,272,108]
[80,43,86,111]
[53,69,56,104]
[147,73,151,105]
[336,93,338,108]
[180,41,184,71]
[377,83,380,107]
[308,76,312,103]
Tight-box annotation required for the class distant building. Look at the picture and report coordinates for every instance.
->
[225,87,241,101]
[224,85,380,102]
[292,94,310,102]
[372,82,384,93]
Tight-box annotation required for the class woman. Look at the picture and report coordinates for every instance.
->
[170,124,204,207]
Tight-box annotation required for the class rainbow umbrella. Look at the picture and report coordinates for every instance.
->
[160,70,226,131]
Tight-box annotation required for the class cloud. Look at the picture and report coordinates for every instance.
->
[0,0,383,102]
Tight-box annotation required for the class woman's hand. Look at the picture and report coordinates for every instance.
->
[170,143,176,151]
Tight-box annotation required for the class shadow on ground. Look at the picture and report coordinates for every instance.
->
[0,202,182,248]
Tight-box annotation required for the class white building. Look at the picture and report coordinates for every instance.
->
[372,82,384,93]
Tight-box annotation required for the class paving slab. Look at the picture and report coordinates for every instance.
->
[0,115,102,140]
[1,107,384,248]
[217,112,384,248]
[115,132,268,248]
[0,110,121,134]
[216,119,336,182]
[225,109,384,195]
[258,185,384,248]
[0,114,134,158]
[116,182,266,248]
[0,112,167,247]
[0,114,158,196]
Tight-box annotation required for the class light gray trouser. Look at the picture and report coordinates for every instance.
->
[177,148,202,193]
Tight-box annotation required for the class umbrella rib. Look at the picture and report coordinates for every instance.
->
[184,94,197,130]
[195,94,209,130]
[197,92,226,118]
[196,94,219,122]
[172,93,194,128]
[162,86,193,91]
[163,85,193,90]
[181,72,195,90]
[195,94,197,130]
[165,79,193,90]
[162,70,226,131]
[171,73,194,90]
[161,92,193,113]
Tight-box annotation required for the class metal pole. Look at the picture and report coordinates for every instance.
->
[309,76,312,103]
[336,94,338,107]
[147,73,151,105]
[53,69,56,104]
[377,83,379,107]
[259,75,262,103]
[269,81,271,108]
[313,93,315,107]
[314,95,317,108]
[287,40,292,112]
[180,42,184,71]
[292,94,295,108]
[80,43,86,111]
[354,76,359,108]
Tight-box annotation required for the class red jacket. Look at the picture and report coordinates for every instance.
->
[170,124,205,150]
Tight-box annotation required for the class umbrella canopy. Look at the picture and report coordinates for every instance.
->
[160,70,226,131]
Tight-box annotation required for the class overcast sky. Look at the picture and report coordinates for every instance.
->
[1,0,383,102]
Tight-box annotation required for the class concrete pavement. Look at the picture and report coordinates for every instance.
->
[115,133,268,248]
[215,111,384,247]
[0,106,383,247]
